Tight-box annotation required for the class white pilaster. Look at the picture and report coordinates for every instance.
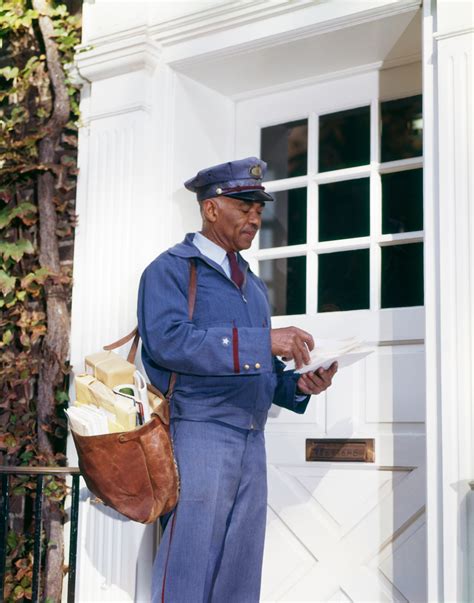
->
[69,36,164,602]
[434,1,474,601]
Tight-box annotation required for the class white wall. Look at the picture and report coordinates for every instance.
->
[166,71,235,242]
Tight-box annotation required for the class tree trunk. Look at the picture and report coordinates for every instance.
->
[32,1,72,599]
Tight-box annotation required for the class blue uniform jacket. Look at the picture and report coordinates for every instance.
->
[137,233,310,430]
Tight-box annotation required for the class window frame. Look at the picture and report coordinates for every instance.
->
[250,86,424,316]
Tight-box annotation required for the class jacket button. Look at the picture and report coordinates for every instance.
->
[255,363,261,369]
[243,364,250,370]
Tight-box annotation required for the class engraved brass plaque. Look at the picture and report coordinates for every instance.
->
[306,439,375,462]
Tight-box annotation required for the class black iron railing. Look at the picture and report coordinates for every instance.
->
[0,467,81,602]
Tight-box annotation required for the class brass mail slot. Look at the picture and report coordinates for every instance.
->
[306,439,375,462]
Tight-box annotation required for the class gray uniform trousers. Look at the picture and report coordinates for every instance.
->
[152,418,267,603]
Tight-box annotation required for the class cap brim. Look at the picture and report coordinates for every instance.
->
[224,190,274,202]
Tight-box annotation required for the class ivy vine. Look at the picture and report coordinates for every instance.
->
[0,1,82,600]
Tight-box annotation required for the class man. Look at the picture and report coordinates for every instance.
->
[137,157,337,602]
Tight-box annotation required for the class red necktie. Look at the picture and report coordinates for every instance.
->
[226,252,244,289]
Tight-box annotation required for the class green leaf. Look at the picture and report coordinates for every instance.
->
[21,267,50,289]
[0,66,19,80]
[0,201,37,228]
[6,530,17,549]
[20,450,33,462]
[0,239,34,261]
[13,584,25,598]
[0,269,16,295]
[55,390,69,403]
[2,329,13,345]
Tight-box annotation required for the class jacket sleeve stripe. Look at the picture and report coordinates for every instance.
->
[232,326,240,373]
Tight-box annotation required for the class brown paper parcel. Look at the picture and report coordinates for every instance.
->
[85,350,135,389]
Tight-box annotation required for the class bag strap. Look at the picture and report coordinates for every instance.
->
[103,259,198,399]
[165,259,197,400]
[103,326,140,364]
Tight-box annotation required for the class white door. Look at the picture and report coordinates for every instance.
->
[236,65,426,602]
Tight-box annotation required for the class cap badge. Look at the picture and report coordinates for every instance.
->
[249,165,262,178]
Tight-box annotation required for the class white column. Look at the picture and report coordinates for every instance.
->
[432,1,474,601]
[68,33,165,602]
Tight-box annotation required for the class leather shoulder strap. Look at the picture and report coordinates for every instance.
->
[103,326,140,364]
[103,259,198,389]
[167,259,197,399]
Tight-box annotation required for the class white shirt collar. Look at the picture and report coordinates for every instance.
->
[192,231,228,269]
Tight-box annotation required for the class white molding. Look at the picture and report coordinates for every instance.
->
[81,1,420,51]
[84,103,152,125]
[75,33,161,82]
[380,51,422,70]
[168,1,421,66]
[76,1,421,84]
[231,61,384,102]
[149,0,308,46]
[433,26,474,41]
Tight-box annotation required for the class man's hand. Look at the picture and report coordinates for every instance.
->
[270,327,314,369]
[296,361,338,396]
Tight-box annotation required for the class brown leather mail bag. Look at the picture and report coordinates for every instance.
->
[71,414,178,523]
[71,260,197,523]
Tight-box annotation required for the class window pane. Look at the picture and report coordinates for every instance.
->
[319,178,370,242]
[261,119,308,180]
[259,256,306,315]
[319,106,370,172]
[318,249,369,312]
[382,169,423,234]
[381,243,424,308]
[260,188,306,249]
[381,95,423,162]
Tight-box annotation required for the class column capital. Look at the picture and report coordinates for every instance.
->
[74,29,162,83]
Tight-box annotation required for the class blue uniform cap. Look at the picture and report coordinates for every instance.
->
[184,157,274,203]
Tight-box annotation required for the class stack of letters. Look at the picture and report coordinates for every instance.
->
[283,337,373,374]
[66,350,159,436]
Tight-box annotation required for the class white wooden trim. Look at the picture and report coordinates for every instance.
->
[378,231,424,244]
[426,0,474,599]
[76,1,422,85]
[75,33,161,82]
[80,0,421,52]
[164,0,422,63]
[378,157,423,173]
[433,26,474,41]
[231,60,384,102]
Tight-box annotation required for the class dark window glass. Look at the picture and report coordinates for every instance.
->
[259,256,306,315]
[260,188,306,249]
[261,119,308,180]
[382,169,423,234]
[319,106,370,172]
[381,243,424,308]
[319,178,370,241]
[381,95,423,162]
[318,249,369,312]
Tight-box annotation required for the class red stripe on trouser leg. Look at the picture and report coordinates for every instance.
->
[232,327,240,373]
[161,510,178,603]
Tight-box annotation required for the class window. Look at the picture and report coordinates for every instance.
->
[257,94,423,315]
